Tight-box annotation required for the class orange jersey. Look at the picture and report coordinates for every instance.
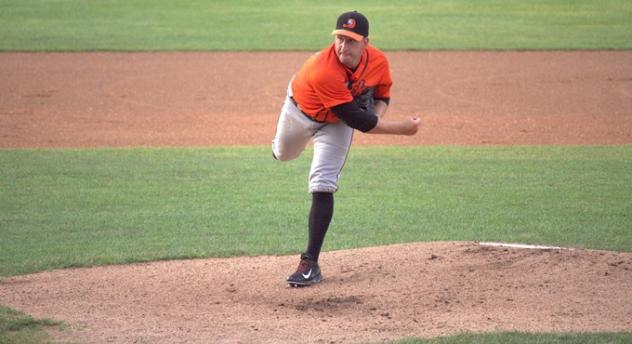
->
[291,43,392,123]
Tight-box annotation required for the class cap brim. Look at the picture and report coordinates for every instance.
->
[331,29,364,41]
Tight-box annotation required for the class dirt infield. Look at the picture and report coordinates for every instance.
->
[1,243,631,343]
[1,51,632,343]
[1,51,631,147]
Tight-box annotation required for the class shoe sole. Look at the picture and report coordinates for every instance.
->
[287,275,322,288]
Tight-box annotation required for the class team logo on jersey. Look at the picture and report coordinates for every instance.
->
[349,79,366,97]
[342,18,356,29]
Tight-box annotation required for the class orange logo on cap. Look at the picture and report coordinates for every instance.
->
[342,18,356,29]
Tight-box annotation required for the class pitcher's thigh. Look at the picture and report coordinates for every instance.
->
[272,100,315,161]
[308,123,353,193]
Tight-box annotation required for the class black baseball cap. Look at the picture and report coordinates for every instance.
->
[331,11,369,41]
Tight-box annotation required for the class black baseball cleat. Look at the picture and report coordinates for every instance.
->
[287,254,322,287]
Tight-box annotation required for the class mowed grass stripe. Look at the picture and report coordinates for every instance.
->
[0,0,631,51]
[1,145,630,277]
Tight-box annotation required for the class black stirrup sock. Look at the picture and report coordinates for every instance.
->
[305,192,334,261]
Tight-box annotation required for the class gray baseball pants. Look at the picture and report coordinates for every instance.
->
[272,83,353,193]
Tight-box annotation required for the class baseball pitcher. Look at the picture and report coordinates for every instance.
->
[272,11,421,287]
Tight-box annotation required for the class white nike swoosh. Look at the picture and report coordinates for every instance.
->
[302,269,312,279]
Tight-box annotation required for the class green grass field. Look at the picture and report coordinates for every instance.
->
[1,146,631,277]
[0,307,62,344]
[2,146,632,342]
[1,0,631,343]
[394,332,632,344]
[1,0,631,51]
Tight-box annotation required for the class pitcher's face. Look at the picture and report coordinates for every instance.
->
[334,35,368,69]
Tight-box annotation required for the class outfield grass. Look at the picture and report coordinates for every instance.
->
[1,146,630,277]
[0,0,630,51]
[393,331,632,344]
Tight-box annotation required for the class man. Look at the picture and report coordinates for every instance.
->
[272,11,421,287]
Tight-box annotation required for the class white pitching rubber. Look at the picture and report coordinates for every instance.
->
[479,242,572,250]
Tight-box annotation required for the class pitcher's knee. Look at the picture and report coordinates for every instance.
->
[272,146,300,162]
[309,178,338,193]
[272,149,292,161]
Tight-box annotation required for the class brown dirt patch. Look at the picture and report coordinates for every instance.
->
[1,51,632,343]
[1,242,631,343]
[1,51,631,147]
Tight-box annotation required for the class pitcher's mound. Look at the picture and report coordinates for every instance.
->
[1,242,631,343]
